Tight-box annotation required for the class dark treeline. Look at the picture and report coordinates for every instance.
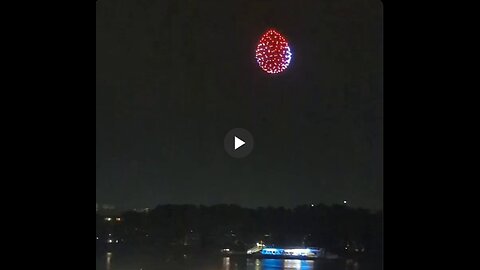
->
[96,204,382,256]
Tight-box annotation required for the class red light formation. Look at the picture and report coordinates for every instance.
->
[255,29,292,74]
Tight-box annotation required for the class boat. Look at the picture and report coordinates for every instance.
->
[247,246,326,260]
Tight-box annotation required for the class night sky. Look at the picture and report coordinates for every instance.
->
[96,0,383,210]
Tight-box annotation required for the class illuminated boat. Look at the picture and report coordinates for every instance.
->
[249,246,325,260]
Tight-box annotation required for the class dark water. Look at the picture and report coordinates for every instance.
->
[96,251,381,270]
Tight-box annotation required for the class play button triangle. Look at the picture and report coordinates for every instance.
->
[234,136,245,150]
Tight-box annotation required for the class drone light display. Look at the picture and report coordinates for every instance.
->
[255,29,292,74]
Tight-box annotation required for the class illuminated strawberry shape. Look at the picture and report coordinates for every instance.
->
[255,29,292,74]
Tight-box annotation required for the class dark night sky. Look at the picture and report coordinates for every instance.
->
[96,0,383,210]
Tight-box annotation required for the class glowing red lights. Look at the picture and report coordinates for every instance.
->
[255,29,292,74]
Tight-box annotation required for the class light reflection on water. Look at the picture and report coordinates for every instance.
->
[97,252,365,270]
[252,258,315,270]
[105,252,112,270]
[223,257,230,270]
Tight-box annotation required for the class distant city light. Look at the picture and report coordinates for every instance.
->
[105,217,112,221]
[343,200,347,204]
[311,204,315,207]
[107,239,113,243]
[96,236,99,240]
[115,217,121,221]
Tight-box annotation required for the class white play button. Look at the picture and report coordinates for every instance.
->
[234,136,246,150]
[224,128,254,158]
